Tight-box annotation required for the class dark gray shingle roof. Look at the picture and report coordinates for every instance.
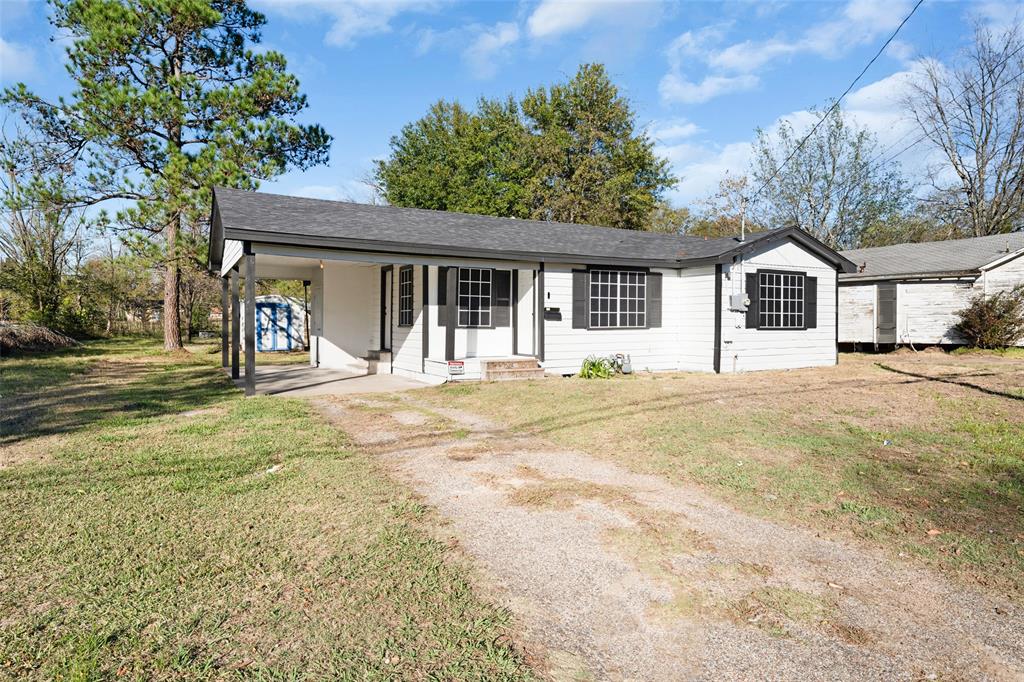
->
[211,187,851,270]
[840,232,1024,280]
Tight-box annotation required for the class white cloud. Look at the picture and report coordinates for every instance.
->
[650,117,702,143]
[0,37,36,82]
[526,0,663,40]
[253,0,444,48]
[463,22,519,79]
[663,67,936,205]
[659,72,758,104]
[660,0,916,105]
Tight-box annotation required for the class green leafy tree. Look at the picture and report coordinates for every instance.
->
[4,0,331,350]
[375,98,531,218]
[520,64,676,228]
[687,174,766,239]
[376,64,676,230]
[751,106,910,249]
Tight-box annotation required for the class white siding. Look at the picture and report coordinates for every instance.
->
[984,252,1024,295]
[838,284,875,343]
[391,265,424,376]
[220,239,244,276]
[516,269,536,356]
[677,265,716,372]
[541,265,683,376]
[895,281,973,345]
[719,240,837,372]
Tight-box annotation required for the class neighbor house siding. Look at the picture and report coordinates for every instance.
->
[984,252,1024,295]
[720,240,837,372]
[540,264,683,376]
[838,283,875,344]
[894,280,974,345]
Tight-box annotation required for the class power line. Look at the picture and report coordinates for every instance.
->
[749,0,926,201]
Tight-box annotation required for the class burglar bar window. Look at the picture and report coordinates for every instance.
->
[758,271,804,329]
[457,267,491,327]
[589,270,646,328]
[398,266,414,326]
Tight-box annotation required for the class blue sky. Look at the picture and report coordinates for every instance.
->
[0,0,1019,208]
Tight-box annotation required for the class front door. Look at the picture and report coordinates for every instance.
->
[876,283,897,344]
[380,267,392,351]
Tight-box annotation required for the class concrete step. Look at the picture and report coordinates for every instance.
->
[481,358,540,372]
[484,367,546,381]
[364,350,392,375]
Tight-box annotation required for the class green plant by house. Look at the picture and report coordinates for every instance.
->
[955,284,1024,348]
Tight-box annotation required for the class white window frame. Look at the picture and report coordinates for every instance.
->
[457,267,492,328]
[758,270,805,330]
[398,265,414,327]
[589,269,647,329]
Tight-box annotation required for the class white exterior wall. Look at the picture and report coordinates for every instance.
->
[391,265,424,377]
[677,265,716,372]
[315,261,375,369]
[838,284,876,344]
[719,240,837,372]
[895,281,974,345]
[516,269,536,356]
[983,252,1024,295]
[541,265,684,376]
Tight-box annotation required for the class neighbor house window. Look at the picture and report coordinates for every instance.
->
[398,266,414,326]
[589,270,646,328]
[758,271,804,329]
[457,267,491,327]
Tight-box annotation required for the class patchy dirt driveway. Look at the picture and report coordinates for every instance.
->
[316,393,1023,682]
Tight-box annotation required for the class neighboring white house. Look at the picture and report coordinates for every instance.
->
[208,188,855,395]
[237,295,307,352]
[839,233,1024,348]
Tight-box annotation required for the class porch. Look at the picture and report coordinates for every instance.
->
[229,364,433,397]
[217,244,546,396]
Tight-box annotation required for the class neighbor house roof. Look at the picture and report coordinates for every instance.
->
[209,187,854,271]
[840,232,1024,281]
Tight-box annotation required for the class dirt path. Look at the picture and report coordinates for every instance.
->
[315,394,1024,682]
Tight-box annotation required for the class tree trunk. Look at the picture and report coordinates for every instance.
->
[163,215,183,350]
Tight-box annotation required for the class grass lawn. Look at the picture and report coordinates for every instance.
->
[422,351,1024,600]
[0,338,532,680]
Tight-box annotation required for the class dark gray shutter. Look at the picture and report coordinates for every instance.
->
[646,272,662,328]
[572,270,588,329]
[745,272,759,329]
[493,269,511,327]
[805,276,817,329]
[437,266,448,327]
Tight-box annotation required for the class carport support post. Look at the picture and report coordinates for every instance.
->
[230,269,240,379]
[220,277,229,368]
[244,244,256,397]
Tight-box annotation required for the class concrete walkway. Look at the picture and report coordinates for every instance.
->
[230,364,437,396]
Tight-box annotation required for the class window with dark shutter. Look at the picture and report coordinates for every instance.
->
[588,269,646,328]
[398,266,413,327]
[747,269,812,330]
[437,267,448,327]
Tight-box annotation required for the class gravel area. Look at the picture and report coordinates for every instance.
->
[315,395,1024,682]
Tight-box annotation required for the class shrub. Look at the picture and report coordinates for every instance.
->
[578,355,616,379]
[954,285,1024,349]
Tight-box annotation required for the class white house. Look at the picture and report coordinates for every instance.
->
[208,188,855,395]
[839,233,1024,348]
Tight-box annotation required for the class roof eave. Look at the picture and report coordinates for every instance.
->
[223,226,690,269]
[839,269,981,283]
[712,227,856,272]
